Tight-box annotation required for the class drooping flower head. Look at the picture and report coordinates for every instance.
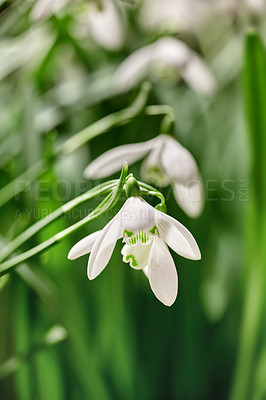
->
[84,134,204,218]
[114,36,217,95]
[68,193,201,306]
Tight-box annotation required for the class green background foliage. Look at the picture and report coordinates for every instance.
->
[0,1,266,399]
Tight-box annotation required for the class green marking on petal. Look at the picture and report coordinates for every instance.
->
[126,231,152,245]
[125,254,138,267]
[149,225,159,235]
[148,166,162,175]
[147,166,167,181]
[123,229,134,238]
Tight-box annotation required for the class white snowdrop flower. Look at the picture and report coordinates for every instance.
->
[31,0,70,20]
[139,0,211,34]
[86,0,125,51]
[84,135,204,218]
[68,196,201,306]
[245,0,265,14]
[114,37,217,95]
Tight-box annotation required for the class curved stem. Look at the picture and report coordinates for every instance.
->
[139,182,166,205]
[0,194,110,276]
[0,181,117,262]
[0,85,177,207]
[0,160,45,207]
[0,162,128,276]
[0,83,150,207]
[0,325,67,379]
[145,105,175,119]
[57,83,151,156]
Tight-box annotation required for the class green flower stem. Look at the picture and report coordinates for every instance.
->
[57,82,151,156]
[0,83,150,207]
[0,162,128,276]
[0,160,45,207]
[0,86,177,208]
[0,194,110,276]
[0,325,67,379]
[145,105,175,135]
[0,235,62,320]
[145,105,175,120]
[0,181,117,263]
[139,181,166,205]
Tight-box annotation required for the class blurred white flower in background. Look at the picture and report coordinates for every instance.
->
[246,0,266,14]
[31,0,70,20]
[86,0,126,51]
[0,26,54,81]
[114,37,217,95]
[68,196,201,306]
[138,0,266,34]
[31,0,126,51]
[138,0,211,34]
[84,135,204,218]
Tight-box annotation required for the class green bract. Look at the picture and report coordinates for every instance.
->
[125,176,141,198]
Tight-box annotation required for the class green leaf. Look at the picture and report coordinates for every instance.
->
[243,29,266,208]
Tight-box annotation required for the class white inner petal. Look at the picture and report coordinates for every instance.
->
[141,140,171,187]
[122,242,152,270]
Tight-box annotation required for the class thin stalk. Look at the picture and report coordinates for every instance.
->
[146,105,175,135]
[0,85,177,207]
[139,181,166,205]
[57,82,151,156]
[0,325,67,380]
[0,160,45,207]
[0,162,128,276]
[0,83,150,207]
[145,105,175,120]
[0,181,117,262]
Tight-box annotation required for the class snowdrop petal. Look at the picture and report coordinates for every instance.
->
[121,196,156,232]
[88,214,122,280]
[121,242,152,269]
[68,231,100,260]
[115,36,216,95]
[139,0,211,34]
[155,38,216,95]
[87,0,125,51]
[152,37,190,68]
[182,54,217,95]
[142,266,149,278]
[114,37,189,91]
[114,44,155,91]
[160,135,200,185]
[84,140,155,179]
[160,135,204,216]
[140,139,171,187]
[31,0,69,20]
[246,0,265,15]
[148,237,178,306]
[155,210,201,260]
[153,38,216,95]
[173,180,204,218]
